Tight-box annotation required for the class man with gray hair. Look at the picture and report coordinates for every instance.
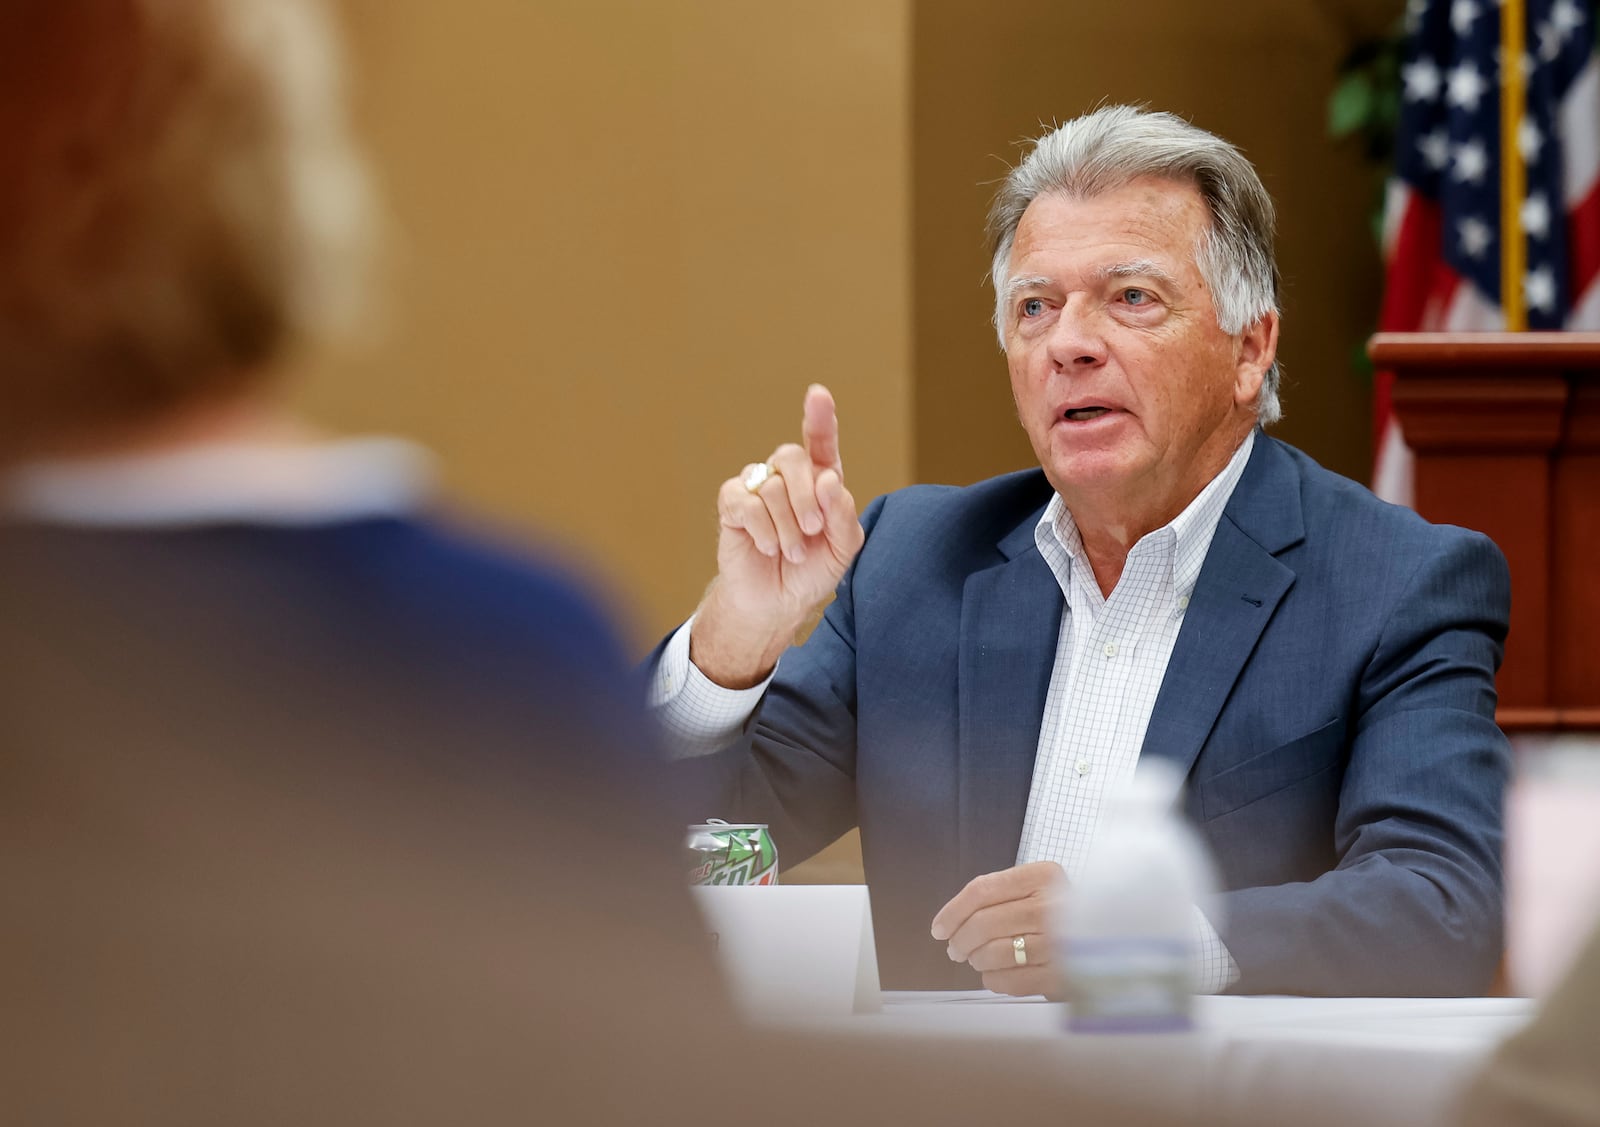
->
[652,106,1510,998]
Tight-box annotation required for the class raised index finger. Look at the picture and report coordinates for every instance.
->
[801,383,842,477]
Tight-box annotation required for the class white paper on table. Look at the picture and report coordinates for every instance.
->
[692,884,881,1018]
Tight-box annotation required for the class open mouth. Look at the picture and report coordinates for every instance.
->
[1063,406,1113,422]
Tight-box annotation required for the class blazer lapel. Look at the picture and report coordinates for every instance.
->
[1141,436,1306,780]
[957,516,1062,880]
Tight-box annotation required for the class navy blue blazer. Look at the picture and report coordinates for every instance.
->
[686,435,1511,995]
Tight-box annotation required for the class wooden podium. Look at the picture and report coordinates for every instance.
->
[1370,333,1600,731]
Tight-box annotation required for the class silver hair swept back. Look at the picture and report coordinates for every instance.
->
[987,105,1283,426]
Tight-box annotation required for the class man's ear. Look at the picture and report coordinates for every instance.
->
[1233,310,1279,407]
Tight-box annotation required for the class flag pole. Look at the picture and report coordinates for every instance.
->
[1501,0,1529,330]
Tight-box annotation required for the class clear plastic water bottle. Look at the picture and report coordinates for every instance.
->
[1054,757,1218,1033]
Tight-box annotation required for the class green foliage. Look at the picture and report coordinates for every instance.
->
[1328,72,1377,138]
[1328,21,1406,385]
[1328,25,1405,185]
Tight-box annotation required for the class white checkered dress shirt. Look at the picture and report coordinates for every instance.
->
[651,433,1256,993]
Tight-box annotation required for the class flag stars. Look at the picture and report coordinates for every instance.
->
[1418,127,1451,169]
[1452,138,1490,183]
[1518,118,1544,162]
[1521,193,1552,240]
[1403,57,1444,102]
[1458,217,1494,258]
[1551,0,1586,41]
[1394,0,1582,330]
[1447,61,1489,111]
[1525,267,1557,314]
[1538,20,1565,62]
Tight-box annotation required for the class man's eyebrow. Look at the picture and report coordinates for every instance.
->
[1092,259,1181,286]
[1001,275,1054,303]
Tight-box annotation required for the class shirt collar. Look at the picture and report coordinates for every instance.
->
[1033,429,1257,600]
[1,436,436,529]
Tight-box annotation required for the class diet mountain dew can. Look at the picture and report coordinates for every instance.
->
[686,821,779,886]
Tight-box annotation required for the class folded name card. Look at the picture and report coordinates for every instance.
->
[692,884,882,1019]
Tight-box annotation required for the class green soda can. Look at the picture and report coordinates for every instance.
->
[686,821,779,886]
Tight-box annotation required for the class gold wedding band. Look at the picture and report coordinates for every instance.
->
[1012,935,1027,966]
[742,462,779,493]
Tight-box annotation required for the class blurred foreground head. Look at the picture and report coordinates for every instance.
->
[0,0,373,459]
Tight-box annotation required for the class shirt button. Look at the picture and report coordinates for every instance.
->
[1103,642,1118,658]
[1177,595,1190,610]
[1076,759,1090,776]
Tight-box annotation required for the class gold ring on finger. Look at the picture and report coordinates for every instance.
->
[742,462,780,493]
[1012,935,1027,967]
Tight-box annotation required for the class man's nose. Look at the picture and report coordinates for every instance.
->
[1046,302,1108,370]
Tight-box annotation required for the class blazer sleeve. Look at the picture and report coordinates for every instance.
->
[1215,527,1512,996]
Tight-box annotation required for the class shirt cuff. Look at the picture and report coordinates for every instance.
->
[1191,905,1241,994]
[647,616,775,759]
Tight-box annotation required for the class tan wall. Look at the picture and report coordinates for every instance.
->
[297,0,914,646]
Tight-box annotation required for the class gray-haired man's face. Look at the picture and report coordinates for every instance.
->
[1000,177,1275,531]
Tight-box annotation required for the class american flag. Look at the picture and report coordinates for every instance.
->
[1374,0,1600,504]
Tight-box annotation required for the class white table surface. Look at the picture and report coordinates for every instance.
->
[774,992,1534,1127]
